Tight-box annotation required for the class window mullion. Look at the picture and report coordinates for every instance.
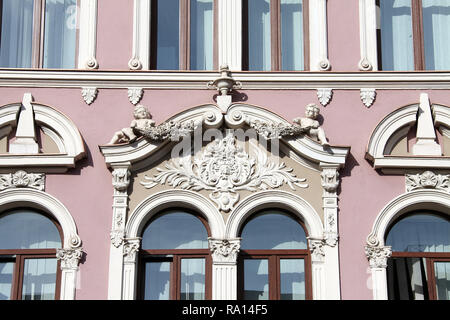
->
[270,0,280,70]
[171,256,178,300]
[31,0,44,68]
[411,0,425,70]
[179,0,190,70]
[303,0,310,71]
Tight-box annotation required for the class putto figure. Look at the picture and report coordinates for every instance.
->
[293,103,329,146]
[109,105,155,144]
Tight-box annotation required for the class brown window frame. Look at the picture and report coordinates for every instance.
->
[237,210,313,300]
[242,0,310,71]
[137,210,213,300]
[388,252,450,300]
[376,0,430,70]
[150,0,218,70]
[0,209,64,300]
[0,0,79,69]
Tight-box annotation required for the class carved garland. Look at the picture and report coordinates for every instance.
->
[134,120,200,142]
[140,132,308,212]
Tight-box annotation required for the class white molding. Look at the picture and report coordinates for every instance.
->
[218,0,242,71]
[128,0,151,70]
[309,0,330,71]
[412,93,441,156]
[433,104,450,129]
[366,189,450,300]
[358,0,378,70]
[78,0,98,69]
[5,70,450,89]
[0,102,86,170]
[0,188,82,300]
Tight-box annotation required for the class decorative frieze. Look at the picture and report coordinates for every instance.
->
[209,238,240,264]
[317,88,332,107]
[406,171,449,192]
[141,131,308,212]
[81,87,98,105]
[128,88,143,105]
[360,88,376,108]
[365,245,392,269]
[0,171,45,191]
[56,247,83,270]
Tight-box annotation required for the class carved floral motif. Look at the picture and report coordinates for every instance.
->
[127,88,143,105]
[209,239,241,264]
[405,171,449,192]
[360,88,376,108]
[308,238,326,262]
[56,247,83,270]
[317,88,333,107]
[141,132,308,212]
[365,245,392,268]
[0,171,45,191]
[81,87,98,105]
[123,238,141,263]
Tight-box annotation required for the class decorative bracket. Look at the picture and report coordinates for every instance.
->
[360,88,376,108]
[81,87,98,105]
[128,88,143,105]
[317,88,333,107]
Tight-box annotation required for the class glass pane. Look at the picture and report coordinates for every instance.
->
[244,259,269,300]
[422,0,450,70]
[43,0,77,69]
[142,211,208,249]
[144,261,171,300]
[387,257,429,300]
[280,259,305,300]
[22,258,57,300]
[386,213,450,252]
[0,210,61,249]
[241,211,307,250]
[0,261,14,300]
[379,0,414,70]
[156,0,179,70]
[180,258,205,300]
[247,0,271,70]
[0,0,34,68]
[190,0,213,70]
[434,261,450,300]
[281,0,304,71]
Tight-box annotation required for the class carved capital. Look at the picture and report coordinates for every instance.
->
[123,238,141,263]
[208,238,241,264]
[365,245,392,269]
[110,230,125,248]
[320,166,340,193]
[324,232,339,247]
[112,167,131,192]
[56,247,83,270]
[308,238,326,262]
[405,171,449,193]
[0,171,45,191]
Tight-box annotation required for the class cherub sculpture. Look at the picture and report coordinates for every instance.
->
[293,103,329,146]
[109,104,156,144]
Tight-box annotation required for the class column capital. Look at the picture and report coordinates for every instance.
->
[56,247,83,270]
[365,245,392,269]
[208,238,241,265]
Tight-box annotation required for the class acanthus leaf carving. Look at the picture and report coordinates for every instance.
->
[308,238,326,262]
[123,238,141,263]
[56,247,83,270]
[405,171,449,192]
[127,88,143,105]
[360,88,376,108]
[140,131,308,212]
[110,230,125,248]
[0,171,45,191]
[81,87,98,105]
[317,88,333,107]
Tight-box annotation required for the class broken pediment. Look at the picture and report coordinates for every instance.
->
[0,93,86,172]
[366,93,450,172]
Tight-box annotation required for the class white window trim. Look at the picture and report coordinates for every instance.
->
[78,0,99,69]
[365,189,450,300]
[0,188,83,300]
[358,0,378,70]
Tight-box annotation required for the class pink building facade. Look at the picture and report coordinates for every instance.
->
[0,0,448,301]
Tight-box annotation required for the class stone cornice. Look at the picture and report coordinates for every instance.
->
[1,70,450,89]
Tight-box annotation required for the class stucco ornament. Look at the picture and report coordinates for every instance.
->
[365,245,392,268]
[317,88,332,107]
[56,247,83,270]
[405,171,449,192]
[0,171,45,191]
[209,238,241,264]
[141,131,308,212]
[308,238,326,262]
[248,103,329,146]
[81,87,98,105]
[127,87,143,105]
[360,88,376,108]
[109,104,199,144]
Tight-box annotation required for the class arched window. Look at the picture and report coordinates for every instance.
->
[0,208,63,300]
[385,212,450,300]
[139,209,211,300]
[238,210,311,300]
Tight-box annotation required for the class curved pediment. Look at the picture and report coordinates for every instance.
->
[100,102,349,168]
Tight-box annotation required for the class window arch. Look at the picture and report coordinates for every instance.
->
[0,208,63,300]
[138,209,212,300]
[385,211,450,300]
[238,209,311,300]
